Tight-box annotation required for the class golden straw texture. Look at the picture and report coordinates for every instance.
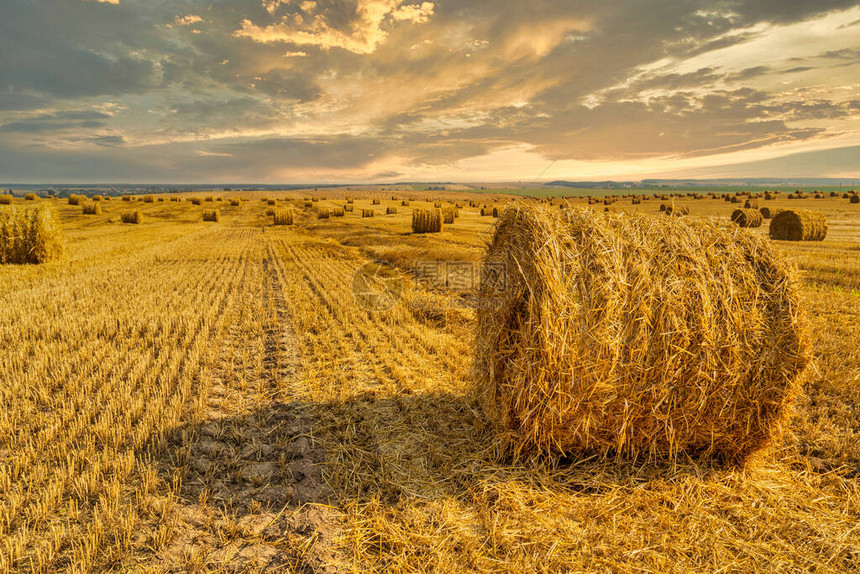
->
[769,210,827,241]
[475,204,809,463]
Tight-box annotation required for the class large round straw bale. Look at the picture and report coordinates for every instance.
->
[850,194,859,204]
[474,204,809,463]
[0,205,64,264]
[769,210,827,241]
[731,208,762,228]
[412,208,442,233]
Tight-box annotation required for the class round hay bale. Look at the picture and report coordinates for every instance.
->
[743,199,759,209]
[273,209,293,226]
[850,194,859,204]
[760,207,780,219]
[731,208,762,228]
[412,208,442,233]
[82,202,102,215]
[769,210,827,241]
[474,204,809,463]
[203,209,221,222]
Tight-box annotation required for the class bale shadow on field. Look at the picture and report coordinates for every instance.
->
[148,386,750,572]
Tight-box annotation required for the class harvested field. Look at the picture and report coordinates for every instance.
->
[2,190,860,573]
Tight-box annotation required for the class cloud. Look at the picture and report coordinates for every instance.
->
[0,0,858,182]
[234,1,436,54]
[175,14,204,27]
[0,110,111,133]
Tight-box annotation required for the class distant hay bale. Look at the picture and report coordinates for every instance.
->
[492,207,500,217]
[0,205,64,264]
[317,208,331,219]
[850,195,859,204]
[273,209,294,226]
[659,204,667,212]
[362,209,375,218]
[442,207,455,224]
[344,204,355,213]
[730,196,740,204]
[632,197,641,205]
[68,195,84,206]
[665,206,689,217]
[204,196,214,202]
[82,202,102,215]
[203,209,221,222]
[760,207,781,219]
[265,207,276,216]
[171,197,181,202]
[0,195,12,205]
[744,199,759,209]
[24,193,37,201]
[386,206,398,215]
[122,195,132,202]
[121,210,143,224]
[268,199,276,206]
[92,195,103,202]
[372,198,381,205]
[332,206,346,217]
[190,198,202,205]
[474,204,809,463]
[346,197,354,204]
[412,208,443,233]
[401,200,410,207]
[143,195,155,203]
[765,192,775,200]
[312,197,320,203]
[731,208,762,228]
[770,210,827,241]
[230,199,241,207]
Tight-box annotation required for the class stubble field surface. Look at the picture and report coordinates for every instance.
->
[2,190,860,572]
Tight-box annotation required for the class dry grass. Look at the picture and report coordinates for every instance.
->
[121,210,143,224]
[0,205,64,264]
[3,190,860,572]
[476,204,808,463]
[770,210,828,241]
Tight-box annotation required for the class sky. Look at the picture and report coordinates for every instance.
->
[1,0,858,184]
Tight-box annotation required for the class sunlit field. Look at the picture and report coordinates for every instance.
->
[2,191,860,572]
